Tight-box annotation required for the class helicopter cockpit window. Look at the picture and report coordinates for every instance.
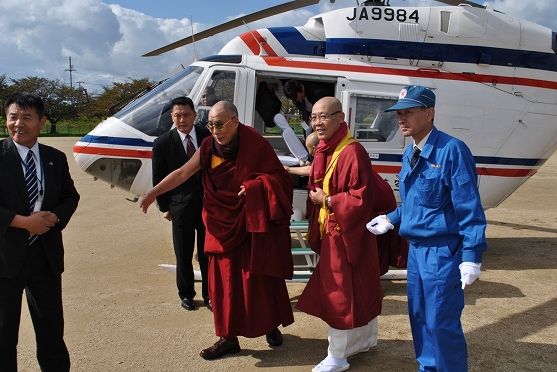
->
[352,96,398,142]
[195,70,237,126]
[115,65,204,136]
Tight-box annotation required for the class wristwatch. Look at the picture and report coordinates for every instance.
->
[326,196,332,208]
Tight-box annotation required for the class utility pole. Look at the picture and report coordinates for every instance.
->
[65,56,76,87]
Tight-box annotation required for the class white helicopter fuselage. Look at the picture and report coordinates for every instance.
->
[73,4,557,211]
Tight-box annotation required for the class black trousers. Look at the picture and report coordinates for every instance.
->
[172,212,209,301]
[0,240,70,372]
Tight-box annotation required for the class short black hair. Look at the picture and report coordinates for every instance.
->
[203,87,215,95]
[4,92,45,119]
[171,96,195,111]
[283,80,303,101]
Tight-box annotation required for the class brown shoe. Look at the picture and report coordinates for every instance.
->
[266,328,283,347]
[200,337,241,360]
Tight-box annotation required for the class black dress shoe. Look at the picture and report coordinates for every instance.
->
[181,298,195,311]
[200,337,241,360]
[266,328,283,347]
[204,298,213,312]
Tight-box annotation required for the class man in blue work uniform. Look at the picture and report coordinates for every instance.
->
[367,85,487,372]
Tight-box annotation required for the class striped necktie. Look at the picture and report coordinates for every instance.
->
[25,150,39,244]
[410,146,421,168]
[186,134,196,159]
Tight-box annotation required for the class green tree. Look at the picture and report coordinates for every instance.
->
[9,76,84,133]
[82,78,153,118]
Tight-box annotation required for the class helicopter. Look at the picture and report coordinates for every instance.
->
[73,0,557,214]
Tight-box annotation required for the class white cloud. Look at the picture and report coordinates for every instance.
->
[0,0,554,94]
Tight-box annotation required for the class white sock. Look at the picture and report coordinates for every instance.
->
[315,356,348,372]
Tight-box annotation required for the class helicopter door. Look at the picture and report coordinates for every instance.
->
[194,67,250,126]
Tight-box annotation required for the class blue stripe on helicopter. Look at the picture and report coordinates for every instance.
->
[78,134,154,147]
[267,28,557,72]
[267,27,326,56]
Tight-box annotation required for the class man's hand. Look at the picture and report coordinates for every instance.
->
[366,215,394,235]
[162,211,171,221]
[140,190,156,213]
[309,187,326,206]
[27,211,55,235]
[459,262,482,289]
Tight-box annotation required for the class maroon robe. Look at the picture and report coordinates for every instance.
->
[199,124,294,338]
[372,171,409,275]
[297,141,383,330]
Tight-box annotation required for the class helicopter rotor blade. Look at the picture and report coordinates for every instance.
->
[143,0,320,57]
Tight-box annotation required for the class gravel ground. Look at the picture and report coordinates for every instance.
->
[15,137,557,371]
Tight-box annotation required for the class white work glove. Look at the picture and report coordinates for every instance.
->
[459,262,481,289]
[366,215,394,235]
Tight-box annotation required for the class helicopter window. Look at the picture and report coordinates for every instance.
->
[440,11,451,34]
[352,96,398,142]
[195,70,236,126]
[115,66,204,136]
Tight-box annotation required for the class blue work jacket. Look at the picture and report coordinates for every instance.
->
[387,127,487,263]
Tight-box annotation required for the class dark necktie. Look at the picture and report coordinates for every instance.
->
[25,150,39,244]
[410,146,421,168]
[186,134,196,159]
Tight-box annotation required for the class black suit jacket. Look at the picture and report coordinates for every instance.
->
[0,137,80,278]
[300,80,335,105]
[152,126,211,226]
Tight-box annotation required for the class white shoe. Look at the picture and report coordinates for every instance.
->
[312,358,350,372]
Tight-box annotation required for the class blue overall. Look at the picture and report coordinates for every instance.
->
[387,127,487,372]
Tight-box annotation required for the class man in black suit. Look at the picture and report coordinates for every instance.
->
[283,79,335,133]
[0,92,80,371]
[152,96,211,311]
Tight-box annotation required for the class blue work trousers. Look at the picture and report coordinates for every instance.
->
[407,237,467,372]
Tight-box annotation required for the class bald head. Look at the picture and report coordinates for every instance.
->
[210,100,238,118]
[311,97,345,142]
[314,97,342,113]
[305,132,319,156]
[208,101,240,146]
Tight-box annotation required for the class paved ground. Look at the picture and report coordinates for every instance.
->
[16,137,557,371]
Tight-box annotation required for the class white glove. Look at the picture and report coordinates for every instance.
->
[459,262,481,289]
[366,215,394,235]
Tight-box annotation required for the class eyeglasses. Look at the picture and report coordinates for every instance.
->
[206,117,236,131]
[310,111,341,123]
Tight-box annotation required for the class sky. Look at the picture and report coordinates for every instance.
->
[0,0,555,94]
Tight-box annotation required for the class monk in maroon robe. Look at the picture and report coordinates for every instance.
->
[297,97,383,372]
[372,171,409,275]
[140,101,294,360]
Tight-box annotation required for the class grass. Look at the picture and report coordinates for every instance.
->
[0,119,100,137]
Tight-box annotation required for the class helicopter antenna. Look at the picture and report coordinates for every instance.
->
[242,21,268,57]
[190,15,199,61]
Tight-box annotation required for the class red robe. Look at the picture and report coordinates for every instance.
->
[372,171,409,275]
[199,124,294,338]
[297,141,383,330]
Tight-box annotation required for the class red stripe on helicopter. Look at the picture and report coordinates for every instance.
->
[262,57,557,91]
[74,145,537,178]
[239,31,278,57]
[73,145,152,159]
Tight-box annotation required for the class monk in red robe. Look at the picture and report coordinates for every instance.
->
[140,101,294,360]
[286,142,408,276]
[298,97,383,372]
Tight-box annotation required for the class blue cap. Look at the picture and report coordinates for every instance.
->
[384,86,436,112]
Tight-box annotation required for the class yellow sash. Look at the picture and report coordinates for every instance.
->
[316,131,357,236]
